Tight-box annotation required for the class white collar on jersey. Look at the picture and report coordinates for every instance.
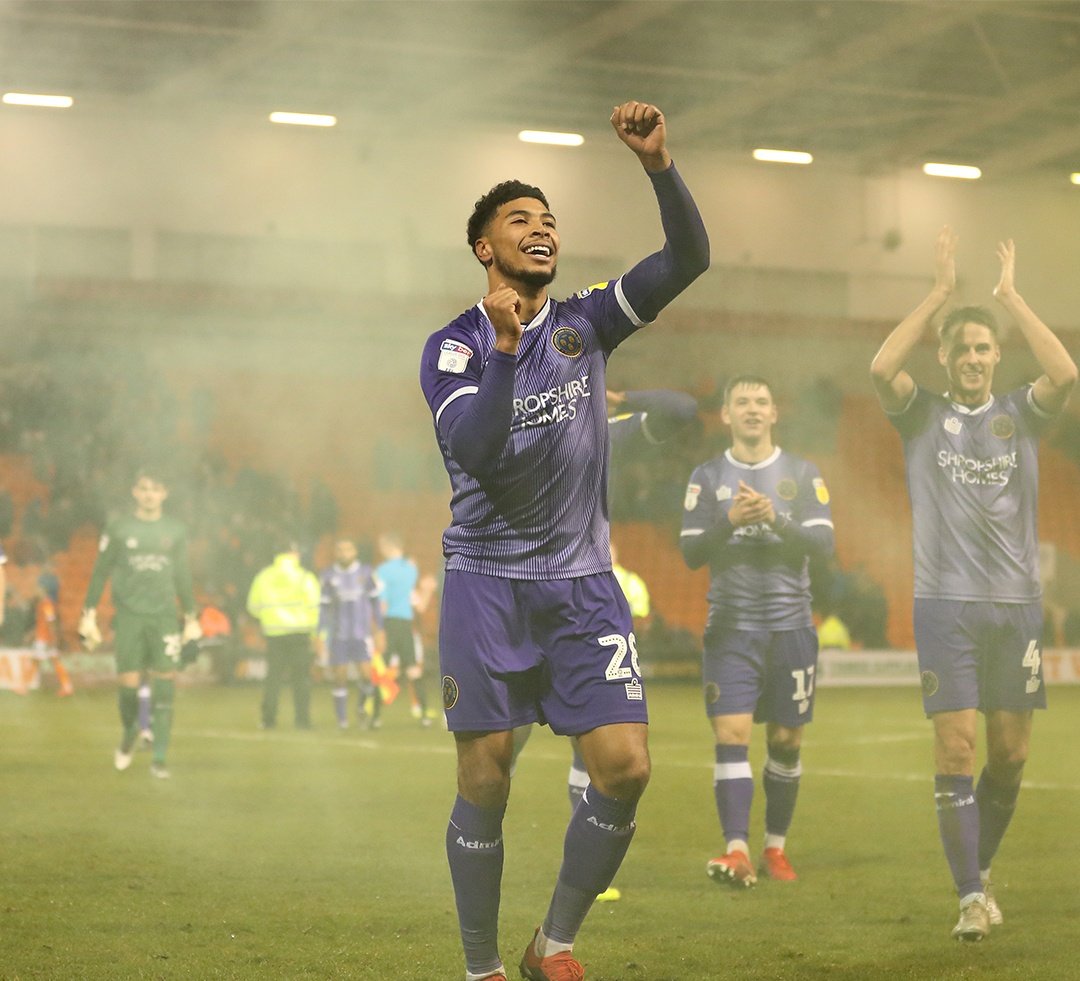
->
[475,297,552,333]
[945,393,995,416]
[724,446,781,470]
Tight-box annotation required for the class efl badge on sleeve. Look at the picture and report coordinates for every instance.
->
[438,339,474,374]
[575,281,610,299]
[812,478,830,505]
[684,483,701,511]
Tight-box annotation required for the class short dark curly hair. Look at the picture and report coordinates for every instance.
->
[466,180,549,265]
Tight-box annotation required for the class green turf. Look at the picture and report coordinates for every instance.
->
[3,682,1079,980]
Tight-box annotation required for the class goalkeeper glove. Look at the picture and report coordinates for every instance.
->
[181,614,203,645]
[179,613,203,668]
[78,609,102,652]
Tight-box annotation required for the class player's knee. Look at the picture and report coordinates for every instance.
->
[987,746,1028,777]
[595,753,651,802]
[458,767,511,809]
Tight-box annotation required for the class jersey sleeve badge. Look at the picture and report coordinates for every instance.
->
[437,339,474,374]
[575,281,610,299]
[684,483,702,511]
[812,477,830,505]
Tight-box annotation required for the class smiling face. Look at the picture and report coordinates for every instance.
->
[473,197,559,290]
[722,382,778,448]
[939,322,1000,406]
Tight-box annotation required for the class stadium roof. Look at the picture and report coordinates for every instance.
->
[2,0,1080,179]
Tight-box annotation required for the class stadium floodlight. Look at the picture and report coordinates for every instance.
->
[3,92,74,108]
[518,130,585,147]
[269,111,337,127]
[1071,173,1080,185]
[752,148,813,165]
[922,162,981,180]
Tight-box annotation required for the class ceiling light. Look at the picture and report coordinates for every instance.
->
[518,130,584,147]
[922,162,981,180]
[3,92,74,108]
[1070,173,1080,185]
[269,111,337,127]
[752,148,813,165]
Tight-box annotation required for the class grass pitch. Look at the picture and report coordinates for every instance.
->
[3,682,1079,980]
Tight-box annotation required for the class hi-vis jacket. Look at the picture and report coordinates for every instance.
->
[246,553,320,637]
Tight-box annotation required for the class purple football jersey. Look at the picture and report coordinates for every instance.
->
[319,562,382,642]
[888,385,1050,602]
[680,448,833,631]
[419,279,646,579]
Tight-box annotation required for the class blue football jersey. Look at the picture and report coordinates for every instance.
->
[887,384,1050,602]
[419,278,647,579]
[680,448,834,631]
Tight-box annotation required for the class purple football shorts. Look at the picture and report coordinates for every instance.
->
[702,626,819,727]
[438,569,648,735]
[913,598,1046,715]
[328,637,372,667]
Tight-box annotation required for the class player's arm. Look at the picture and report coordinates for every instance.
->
[421,323,517,480]
[80,526,119,649]
[679,469,758,569]
[771,465,835,559]
[993,239,1078,415]
[871,225,957,413]
[610,102,710,325]
[317,571,332,634]
[368,571,385,631]
[618,389,699,444]
[172,529,202,643]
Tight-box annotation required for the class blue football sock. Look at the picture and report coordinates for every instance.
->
[935,774,981,898]
[714,744,753,847]
[976,765,1022,871]
[543,786,637,945]
[763,745,801,840]
[446,795,505,976]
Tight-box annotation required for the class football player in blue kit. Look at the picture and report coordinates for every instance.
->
[680,375,834,889]
[419,101,709,981]
[870,228,1077,941]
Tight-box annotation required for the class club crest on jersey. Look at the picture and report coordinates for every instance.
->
[812,478,830,504]
[575,281,610,299]
[921,671,939,697]
[442,675,460,710]
[944,416,963,436]
[685,483,702,511]
[716,485,732,502]
[551,325,584,358]
[437,339,474,374]
[777,479,797,501]
[990,414,1015,439]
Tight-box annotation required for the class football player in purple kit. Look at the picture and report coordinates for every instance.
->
[680,375,834,890]
[419,101,708,981]
[870,228,1077,942]
[318,537,383,730]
